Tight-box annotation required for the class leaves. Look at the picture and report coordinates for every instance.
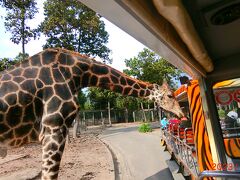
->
[124,48,182,89]
[0,58,17,71]
[1,0,38,55]
[39,0,111,63]
[0,52,28,71]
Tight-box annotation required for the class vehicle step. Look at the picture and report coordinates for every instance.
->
[166,159,185,180]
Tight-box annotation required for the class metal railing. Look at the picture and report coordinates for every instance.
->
[198,170,240,180]
[161,126,199,177]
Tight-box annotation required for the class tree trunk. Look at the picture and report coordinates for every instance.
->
[77,30,82,52]
[92,112,95,125]
[133,111,136,122]
[101,111,104,126]
[21,9,25,61]
[108,101,112,126]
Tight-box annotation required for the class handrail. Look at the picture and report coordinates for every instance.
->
[198,170,240,180]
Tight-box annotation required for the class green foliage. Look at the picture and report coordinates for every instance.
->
[87,87,151,111]
[1,0,39,55]
[78,90,87,109]
[87,88,118,109]
[83,100,93,110]
[0,52,28,71]
[0,58,17,71]
[123,48,182,88]
[138,123,152,133]
[39,0,111,63]
[14,52,29,61]
[218,109,226,120]
[114,95,140,110]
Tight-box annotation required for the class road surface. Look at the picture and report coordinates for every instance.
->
[99,122,176,180]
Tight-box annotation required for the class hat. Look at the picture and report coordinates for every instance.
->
[227,111,238,120]
[181,117,187,121]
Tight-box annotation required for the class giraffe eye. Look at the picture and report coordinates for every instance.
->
[167,94,173,98]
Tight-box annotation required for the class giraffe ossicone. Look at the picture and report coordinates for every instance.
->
[0,48,183,179]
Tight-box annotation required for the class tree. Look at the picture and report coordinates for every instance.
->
[0,58,17,71]
[88,88,117,110]
[39,0,111,63]
[0,52,29,71]
[77,90,87,109]
[0,0,38,59]
[124,48,182,89]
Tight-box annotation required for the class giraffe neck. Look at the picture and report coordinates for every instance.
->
[51,49,154,99]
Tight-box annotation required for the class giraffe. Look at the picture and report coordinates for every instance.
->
[0,48,183,179]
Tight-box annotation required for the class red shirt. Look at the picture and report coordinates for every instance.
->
[168,118,181,131]
[169,118,181,124]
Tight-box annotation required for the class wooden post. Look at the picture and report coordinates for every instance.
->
[158,107,162,122]
[83,112,86,126]
[108,101,112,126]
[125,108,128,123]
[151,110,154,122]
[114,111,117,122]
[101,111,104,126]
[92,112,95,125]
[133,111,136,122]
[73,112,80,138]
[141,102,147,122]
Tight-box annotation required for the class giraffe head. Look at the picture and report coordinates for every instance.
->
[149,82,184,118]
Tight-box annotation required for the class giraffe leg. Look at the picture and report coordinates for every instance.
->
[41,123,69,180]
[40,98,78,179]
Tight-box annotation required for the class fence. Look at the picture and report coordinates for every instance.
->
[78,108,161,126]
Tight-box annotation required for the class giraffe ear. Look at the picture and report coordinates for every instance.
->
[153,84,160,90]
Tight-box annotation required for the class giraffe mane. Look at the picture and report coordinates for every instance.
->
[53,48,154,88]
[51,48,91,60]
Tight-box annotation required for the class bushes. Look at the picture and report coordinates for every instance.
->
[138,123,152,133]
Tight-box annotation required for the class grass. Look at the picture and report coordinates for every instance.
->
[138,123,152,133]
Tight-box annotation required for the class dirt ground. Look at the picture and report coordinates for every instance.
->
[0,126,114,180]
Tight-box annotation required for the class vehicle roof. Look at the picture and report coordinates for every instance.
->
[79,0,240,81]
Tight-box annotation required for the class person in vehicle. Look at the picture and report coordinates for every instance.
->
[225,110,238,134]
[225,111,238,127]
[168,115,181,132]
[169,115,181,125]
[160,117,168,129]
[179,117,192,128]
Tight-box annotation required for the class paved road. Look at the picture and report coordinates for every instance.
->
[99,123,175,180]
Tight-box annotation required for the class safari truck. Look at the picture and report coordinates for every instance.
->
[80,0,240,179]
[161,78,240,179]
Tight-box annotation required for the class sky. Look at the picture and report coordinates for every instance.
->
[0,2,146,72]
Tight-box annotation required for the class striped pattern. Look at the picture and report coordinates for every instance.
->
[187,80,214,172]
[224,138,240,158]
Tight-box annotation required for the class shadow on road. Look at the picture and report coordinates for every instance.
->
[145,168,174,180]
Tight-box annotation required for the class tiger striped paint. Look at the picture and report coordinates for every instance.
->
[186,80,214,172]
[224,138,240,158]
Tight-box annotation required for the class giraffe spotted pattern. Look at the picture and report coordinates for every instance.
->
[0,48,183,179]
